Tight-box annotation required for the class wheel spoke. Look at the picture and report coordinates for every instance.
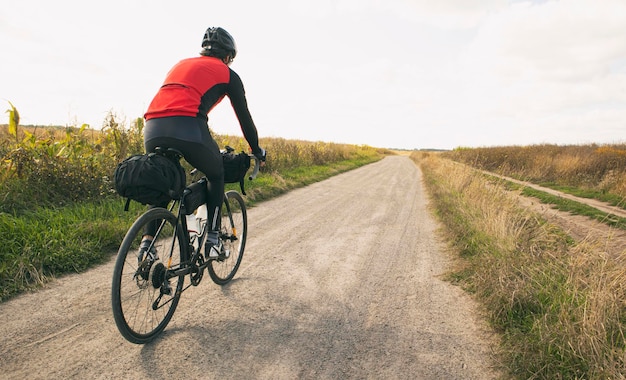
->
[111,207,185,344]
[208,191,247,285]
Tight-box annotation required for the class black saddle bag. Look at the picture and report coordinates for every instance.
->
[114,153,186,210]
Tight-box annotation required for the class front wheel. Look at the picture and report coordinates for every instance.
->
[208,191,247,285]
[111,207,186,344]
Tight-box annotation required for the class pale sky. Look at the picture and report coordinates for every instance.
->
[1,0,625,150]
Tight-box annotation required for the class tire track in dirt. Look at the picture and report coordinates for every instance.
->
[488,171,626,257]
[488,172,626,219]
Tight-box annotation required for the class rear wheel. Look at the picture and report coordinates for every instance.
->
[111,207,186,344]
[208,191,247,285]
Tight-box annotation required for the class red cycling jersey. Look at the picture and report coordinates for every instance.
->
[144,55,260,154]
[145,56,229,120]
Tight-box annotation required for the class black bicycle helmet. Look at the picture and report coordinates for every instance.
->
[200,27,237,60]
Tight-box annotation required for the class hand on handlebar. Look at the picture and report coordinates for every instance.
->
[254,148,267,166]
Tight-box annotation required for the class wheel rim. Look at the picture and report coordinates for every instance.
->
[112,208,185,343]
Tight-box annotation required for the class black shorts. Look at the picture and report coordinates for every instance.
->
[144,116,223,181]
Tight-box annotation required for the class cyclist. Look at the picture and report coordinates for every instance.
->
[140,26,266,260]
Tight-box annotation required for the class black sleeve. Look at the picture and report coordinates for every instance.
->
[226,69,261,154]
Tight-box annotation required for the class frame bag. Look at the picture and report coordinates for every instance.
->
[114,153,186,210]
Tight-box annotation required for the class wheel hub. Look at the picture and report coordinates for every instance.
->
[149,261,166,289]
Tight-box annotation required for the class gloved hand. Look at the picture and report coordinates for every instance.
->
[253,147,267,165]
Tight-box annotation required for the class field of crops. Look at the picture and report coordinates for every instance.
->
[444,144,626,203]
[0,111,385,300]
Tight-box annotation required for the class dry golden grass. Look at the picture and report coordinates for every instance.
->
[413,151,626,379]
[444,144,626,197]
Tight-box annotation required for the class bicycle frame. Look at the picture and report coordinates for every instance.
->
[112,147,260,343]
[149,154,259,305]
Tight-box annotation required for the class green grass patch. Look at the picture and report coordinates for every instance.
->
[522,187,626,230]
[483,174,626,230]
[538,182,626,210]
[0,200,142,301]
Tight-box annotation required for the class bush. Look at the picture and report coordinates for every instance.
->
[0,112,142,214]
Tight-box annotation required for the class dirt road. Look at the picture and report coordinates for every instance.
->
[489,171,626,257]
[0,156,500,379]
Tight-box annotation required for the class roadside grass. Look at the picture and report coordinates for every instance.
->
[1,114,386,302]
[412,151,626,379]
[0,153,383,302]
[0,201,139,301]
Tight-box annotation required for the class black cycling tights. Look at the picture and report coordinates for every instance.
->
[143,116,225,237]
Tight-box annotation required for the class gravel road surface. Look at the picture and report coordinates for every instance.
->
[0,156,500,379]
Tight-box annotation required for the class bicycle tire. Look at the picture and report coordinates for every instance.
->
[207,190,247,285]
[111,207,186,344]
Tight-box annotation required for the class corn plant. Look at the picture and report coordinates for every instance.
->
[5,100,19,144]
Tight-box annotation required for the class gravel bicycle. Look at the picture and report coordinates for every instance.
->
[111,147,260,344]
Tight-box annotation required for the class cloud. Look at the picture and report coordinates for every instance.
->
[436,0,626,143]
[388,0,505,29]
[2,0,625,149]
[288,0,505,30]
[463,0,626,79]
